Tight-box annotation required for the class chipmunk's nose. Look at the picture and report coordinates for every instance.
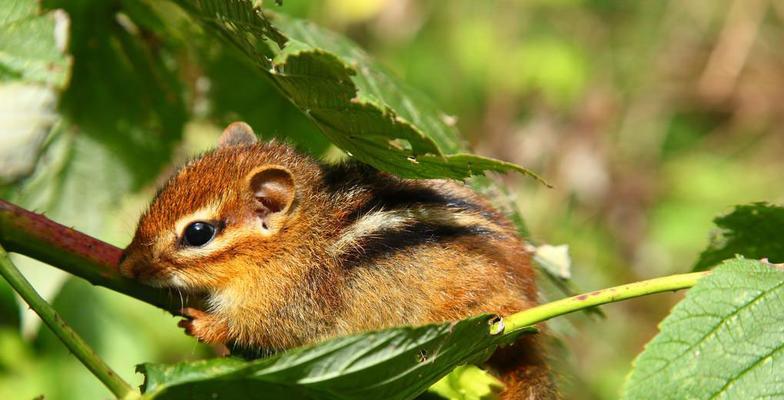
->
[118,251,128,265]
[117,249,137,279]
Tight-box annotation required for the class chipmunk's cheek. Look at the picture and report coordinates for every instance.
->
[167,272,190,288]
[122,258,185,288]
[139,267,190,289]
[132,267,169,287]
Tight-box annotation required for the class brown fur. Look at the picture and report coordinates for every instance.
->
[120,123,555,398]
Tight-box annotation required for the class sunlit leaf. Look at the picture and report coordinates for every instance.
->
[427,365,503,400]
[622,259,784,399]
[0,1,70,184]
[0,83,58,184]
[533,244,572,280]
[0,0,70,87]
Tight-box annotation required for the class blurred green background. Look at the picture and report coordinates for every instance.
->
[2,0,784,399]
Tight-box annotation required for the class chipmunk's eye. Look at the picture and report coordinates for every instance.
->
[182,221,216,247]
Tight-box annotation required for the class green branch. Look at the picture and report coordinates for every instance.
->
[0,200,175,313]
[496,271,711,335]
[0,244,139,399]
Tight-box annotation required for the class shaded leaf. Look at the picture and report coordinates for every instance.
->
[622,259,784,399]
[44,0,186,187]
[139,315,527,400]
[694,203,784,271]
[0,279,19,329]
[200,46,330,156]
[172,0,546,183]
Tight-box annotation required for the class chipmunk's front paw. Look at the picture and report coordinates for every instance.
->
[178,307,229,344]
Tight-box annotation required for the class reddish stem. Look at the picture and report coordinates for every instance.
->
[0,199,175,313]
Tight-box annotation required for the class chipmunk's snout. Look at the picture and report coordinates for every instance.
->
[119,243,157,282]
[118,248,141,279]
[117,250,129,266]
[120,240,192,289]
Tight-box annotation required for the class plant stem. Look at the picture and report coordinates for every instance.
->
[498,271,711,335]
[0,199,175,313]
[0,244,139,399]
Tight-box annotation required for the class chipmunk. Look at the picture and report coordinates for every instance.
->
[120,122,556,399]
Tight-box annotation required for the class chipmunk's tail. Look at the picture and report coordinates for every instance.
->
[487,334,559,400]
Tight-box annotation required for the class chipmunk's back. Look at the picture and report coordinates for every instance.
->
[318,164,538,327]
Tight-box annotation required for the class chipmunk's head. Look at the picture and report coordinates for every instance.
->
[120,122,316,291]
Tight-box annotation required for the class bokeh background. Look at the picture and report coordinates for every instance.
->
[2,0,784,399]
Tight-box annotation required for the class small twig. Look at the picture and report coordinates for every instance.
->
[0,200,176,313]
[0,244,139,399]
[496,271,710,335]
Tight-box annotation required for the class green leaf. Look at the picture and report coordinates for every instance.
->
[533,244,572,280]
[694,203,784,271]
[0,1,70,185]
[531,242,600,315]
[0,83,58,184]
[622,258,784,400]
[46,0,186,187]
[426,365,503,400]
[201,46,331,157]
[0,279,19,329]
[0,0,70,87]
[139,315,522,400]
[172,0,546,184]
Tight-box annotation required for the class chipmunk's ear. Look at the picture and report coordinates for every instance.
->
[248,166,295,223]
[219,121,257,148]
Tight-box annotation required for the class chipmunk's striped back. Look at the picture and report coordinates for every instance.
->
[322,165,516,270]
